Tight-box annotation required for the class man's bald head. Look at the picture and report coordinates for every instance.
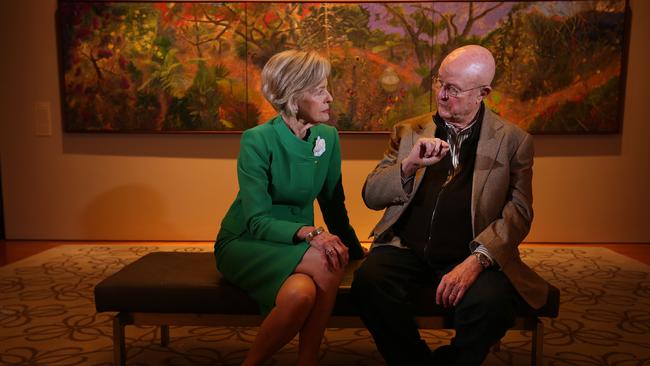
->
[435,45,496,126]
[440,45,496,87]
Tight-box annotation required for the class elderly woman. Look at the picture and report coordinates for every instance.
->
[214,49,365,365]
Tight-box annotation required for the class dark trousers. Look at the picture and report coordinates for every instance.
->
[351,245,520,366]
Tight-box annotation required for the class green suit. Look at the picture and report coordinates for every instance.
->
[215,115,362,313]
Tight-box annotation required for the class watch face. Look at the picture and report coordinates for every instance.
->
[475,253,490,268]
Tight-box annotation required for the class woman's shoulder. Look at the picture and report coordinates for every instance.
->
[243,117,276,134]
[241,117,279,142]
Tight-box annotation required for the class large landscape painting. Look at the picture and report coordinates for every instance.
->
[58,1,628,133]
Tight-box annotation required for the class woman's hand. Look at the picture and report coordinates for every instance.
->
[296,226,349,271]
[310,232,349,271]
[296,226,348,271]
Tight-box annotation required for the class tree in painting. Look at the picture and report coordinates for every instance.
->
[327,3,435,131]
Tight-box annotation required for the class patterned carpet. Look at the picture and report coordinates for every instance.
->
[1,244,649,366]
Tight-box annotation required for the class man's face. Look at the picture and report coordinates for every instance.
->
[434,64,483,125]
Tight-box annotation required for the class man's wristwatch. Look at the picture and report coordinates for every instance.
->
[473,251,492,269]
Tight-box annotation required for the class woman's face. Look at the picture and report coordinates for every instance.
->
[296,78,333,124]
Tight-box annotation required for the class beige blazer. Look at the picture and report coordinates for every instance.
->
[362,109,549,309]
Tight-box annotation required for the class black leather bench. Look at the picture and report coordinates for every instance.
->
[95,251,560,365]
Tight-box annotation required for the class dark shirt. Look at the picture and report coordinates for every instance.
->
[393,104,484,267]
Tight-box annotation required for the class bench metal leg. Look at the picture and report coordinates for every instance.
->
[160,325,170,347]
[113,314,127,366]
[531,319,544,366]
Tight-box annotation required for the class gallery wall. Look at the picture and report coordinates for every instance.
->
[0,0,648,242]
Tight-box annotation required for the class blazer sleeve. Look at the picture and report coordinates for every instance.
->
[474,133,534,268]
[237,129,304,244]
[317,132,364,259]
[362,123,412,210]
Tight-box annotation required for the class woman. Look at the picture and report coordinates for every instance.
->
[214,49,365,366]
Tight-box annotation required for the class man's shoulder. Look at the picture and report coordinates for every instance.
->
[484,109,530,139]
[393,112,435,134]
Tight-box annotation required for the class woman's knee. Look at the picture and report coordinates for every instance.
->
[276,274,317,312]
[295,248,344,291]
[310,264,344,292]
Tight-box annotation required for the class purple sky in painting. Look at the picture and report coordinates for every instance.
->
[361,2,513,40]
[361,2,597,42]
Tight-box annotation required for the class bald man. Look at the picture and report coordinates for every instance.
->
[351,45,550,365]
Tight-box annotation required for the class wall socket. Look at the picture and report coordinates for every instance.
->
[34,101,52,137]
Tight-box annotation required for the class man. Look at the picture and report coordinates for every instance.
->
[351,45,550,365]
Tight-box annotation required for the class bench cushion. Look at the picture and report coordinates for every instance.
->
[95,252,259,314]
[95,252,559,318]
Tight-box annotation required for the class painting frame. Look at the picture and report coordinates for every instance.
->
[57,0,630,134]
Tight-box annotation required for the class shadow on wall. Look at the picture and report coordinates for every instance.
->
[61,129,623,161]
[81,184,180,240]
[0,160,5,240]
[533,133,622,157]
[61,131,390,160]
[62,133,243,160]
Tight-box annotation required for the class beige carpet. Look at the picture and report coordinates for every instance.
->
[1,244,649,365]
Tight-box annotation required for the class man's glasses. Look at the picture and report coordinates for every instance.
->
[432,76,487,98]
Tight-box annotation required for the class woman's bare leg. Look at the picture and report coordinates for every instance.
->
[242,273,316,366]
[294,247,346,366]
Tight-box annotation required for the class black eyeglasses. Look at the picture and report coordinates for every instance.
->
[432,76,487,98]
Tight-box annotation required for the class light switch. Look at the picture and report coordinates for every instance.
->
[34,101,52,137]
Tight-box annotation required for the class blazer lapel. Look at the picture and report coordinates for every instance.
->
[472,110,504,234]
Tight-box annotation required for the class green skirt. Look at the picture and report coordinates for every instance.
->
[215,231,309,315]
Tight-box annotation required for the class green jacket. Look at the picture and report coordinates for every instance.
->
[217,115,363,259]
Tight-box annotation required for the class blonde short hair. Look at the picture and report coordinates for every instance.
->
[261,50,331,117]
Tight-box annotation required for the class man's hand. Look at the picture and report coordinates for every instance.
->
[436,255,483,307]
[401,138,450,178]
